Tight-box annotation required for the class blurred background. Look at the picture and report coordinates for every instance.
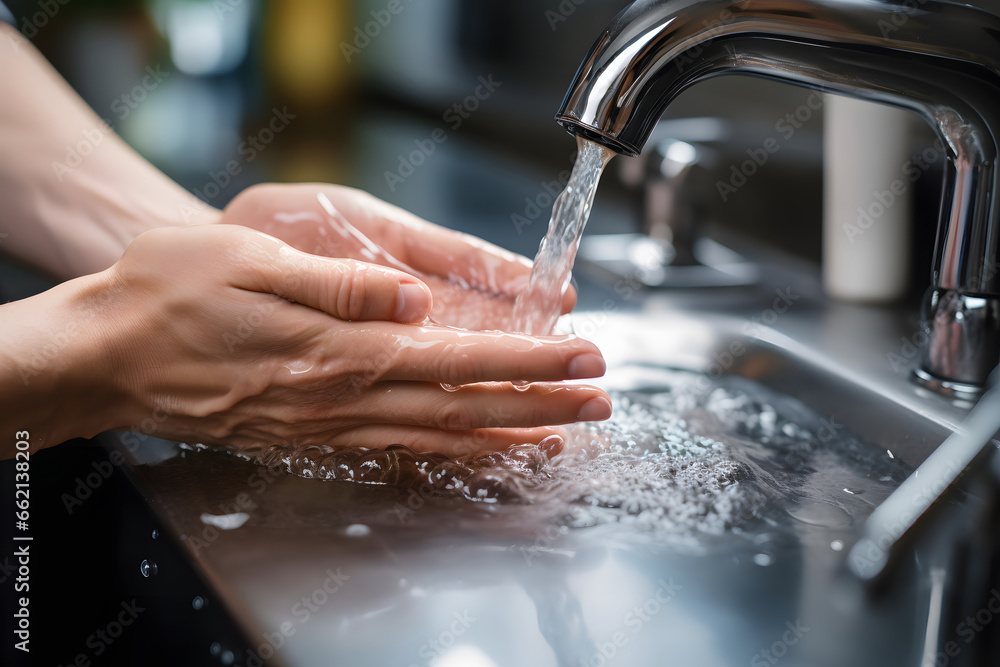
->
[7,0,941,294]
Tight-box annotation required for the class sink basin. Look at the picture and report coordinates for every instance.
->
[586,309,958,469]
[119,289,982,667]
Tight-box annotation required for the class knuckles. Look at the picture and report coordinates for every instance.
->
[431,343,473,382]
[433,401,475,431]
[338,265,370,321]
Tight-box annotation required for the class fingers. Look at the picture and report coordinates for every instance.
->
[315,185,540,294]
[220,226,433,323]
[272,255,432,323]
[355,382,611,431]
[342,188,580,314]
[325,425,567,457]
[226,184,580,317]
[561,284,578,315]
[372,325,607,384]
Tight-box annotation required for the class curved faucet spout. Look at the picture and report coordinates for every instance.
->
[557,0,1000,391]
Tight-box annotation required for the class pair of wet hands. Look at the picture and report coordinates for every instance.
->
[102,183,611,458]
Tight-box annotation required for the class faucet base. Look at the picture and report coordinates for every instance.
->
[577,233,759,288]
[912,367,983,402]
[918,289,1000,396]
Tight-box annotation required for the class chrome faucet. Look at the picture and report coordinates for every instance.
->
[556,0,1000,396]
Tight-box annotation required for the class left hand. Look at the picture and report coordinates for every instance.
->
[219,183,577,330]
[22,223,609,457]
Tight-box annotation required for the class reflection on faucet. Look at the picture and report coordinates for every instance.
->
[556,0,1000,395]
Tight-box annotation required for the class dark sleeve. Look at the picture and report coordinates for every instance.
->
[0,3,13,26]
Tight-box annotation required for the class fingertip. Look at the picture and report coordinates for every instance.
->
[561,285,578,314]
[568,352,607,379]
[539,432,565,457]
[577,397,613,422]
[393,281,433,323]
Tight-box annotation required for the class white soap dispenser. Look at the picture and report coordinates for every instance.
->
[823,95,915,303]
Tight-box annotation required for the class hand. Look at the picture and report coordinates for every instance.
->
[219,183,577,330]
[50,224,609,456]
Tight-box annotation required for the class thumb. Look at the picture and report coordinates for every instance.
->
[317,259,433,323]
[233,235,432,322]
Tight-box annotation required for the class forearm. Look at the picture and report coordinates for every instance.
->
[0,24,219,280]
[0,273,123,456]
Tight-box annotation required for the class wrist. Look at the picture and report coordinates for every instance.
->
[124,190,222,240]
[154,192,223,230]
[0,272,130,449]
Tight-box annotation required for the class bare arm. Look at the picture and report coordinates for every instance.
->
[0,23,218,280]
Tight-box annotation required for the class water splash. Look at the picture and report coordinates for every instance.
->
[250,370,909,541]
[511,137,615,334]
[203,140,908,544]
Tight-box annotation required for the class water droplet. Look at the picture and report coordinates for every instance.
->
[830,540,844,552]
[440,383,461,392]
[753,553,773,567]
[512,381,532,391]
[139,559,158,577]
[886,449,894,459]
[192,596,205,610]
[786,501,852,528]
[200,512,250,530]
[539,434,564,456]
[345,524,370,537]
[210,642,221,656]
[151,529,159,540]
[284,361,314,375]
[221,649,234,665]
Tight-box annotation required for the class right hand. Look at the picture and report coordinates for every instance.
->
[219,183,577,331]
[72,225,610,456]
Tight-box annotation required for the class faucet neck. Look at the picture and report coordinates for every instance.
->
[558,0,1000,389]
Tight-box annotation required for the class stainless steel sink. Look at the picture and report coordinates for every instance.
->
[115,263,994,667]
